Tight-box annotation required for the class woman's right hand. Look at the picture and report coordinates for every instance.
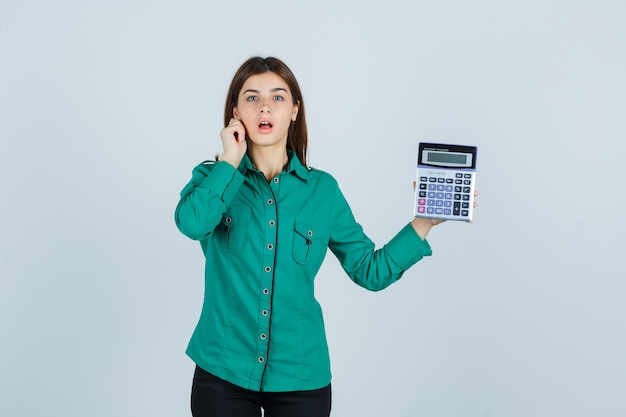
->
[220,118,247,168]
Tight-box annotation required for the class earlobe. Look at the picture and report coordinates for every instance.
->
[292,102,299,121]
[233,107,239,119]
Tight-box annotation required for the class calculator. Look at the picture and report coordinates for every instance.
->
[413,142,478,222]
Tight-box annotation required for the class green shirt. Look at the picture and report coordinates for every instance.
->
[175,151,432,392]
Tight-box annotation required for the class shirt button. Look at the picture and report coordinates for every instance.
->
[273,177,280,184]
[262,310,268,316]
[225,217,232,224]
[269,220,275,226]
[267,199,273,205]
[307,230,313,237]
[267,243,274,250]
[263,288,269,295]
[260,333,267,340]
[258,356,265,363]
[264,266,271,273]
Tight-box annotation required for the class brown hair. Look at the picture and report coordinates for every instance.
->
[224,56,309,167]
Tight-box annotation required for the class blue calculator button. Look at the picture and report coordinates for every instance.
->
[427,200,435,206]
[436,193,444,199]
[445,193,452,200]
[435,208,443,215]
[429,184,436,190]
[436,200,443,207]
[445,185,453,192]
[428,192,436,198]
[444,209,452,215]
[437,185,444,191]
[444,201,452,207]
[427,207,435,214]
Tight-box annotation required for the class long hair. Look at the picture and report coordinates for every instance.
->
[224,57,309,167]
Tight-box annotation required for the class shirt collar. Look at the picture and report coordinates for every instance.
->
[237,149,311,181]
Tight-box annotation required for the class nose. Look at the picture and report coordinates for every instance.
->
[260,97,271,113]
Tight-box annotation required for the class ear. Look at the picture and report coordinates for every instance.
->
[291,101,300,122]
[233,106,239,119]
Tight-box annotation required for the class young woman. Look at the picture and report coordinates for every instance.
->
[175,56,473,417]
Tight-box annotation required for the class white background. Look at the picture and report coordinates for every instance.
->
[1,1,625,416]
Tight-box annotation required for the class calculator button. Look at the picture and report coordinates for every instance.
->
[455,179,463,184]
[437,178,445,183]
[455,186,462,192]
[453,202,461,215]
[427,200,435,206]
[454,194,462,201]
[418,199,426,206]
[436,200,443,207]
[420,176,427,182]
[419,191,426,198]
[464,174,472,178]
[461,210,469,216]
[417,206,425,213]
[435,208,443,215]
[429,177,437,182]
[427,207,435,214]
[419,183,427,190]
[444,208,452,215]
[456,173,463,178]
[462,202,470,209]
[428,192,436,198]
[428,184,436,191]
[436,193,444,199]
[462,194,470,201]
[446,178,453,184]
[464,180,471,185]
[445,193,452,200]
[463,187,471,193]
[437,185,444,191]
[445,185,453,192]
[444,201,452,207]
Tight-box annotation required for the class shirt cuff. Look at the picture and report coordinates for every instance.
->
[384,222,433,270]
[199,161,245,206]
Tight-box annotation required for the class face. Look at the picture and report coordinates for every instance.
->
[233,72,299,150]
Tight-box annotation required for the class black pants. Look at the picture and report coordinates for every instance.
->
[191,366,332,417]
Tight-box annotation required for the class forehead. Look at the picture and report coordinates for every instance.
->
[240,72,291,94]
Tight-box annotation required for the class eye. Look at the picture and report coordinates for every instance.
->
[273,95,285,102]
[246,95,258,102]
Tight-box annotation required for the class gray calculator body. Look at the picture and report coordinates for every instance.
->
[414,142,478,222]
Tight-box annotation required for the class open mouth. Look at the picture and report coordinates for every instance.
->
[259,121,273,128]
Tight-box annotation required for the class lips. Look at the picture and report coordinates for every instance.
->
[258,119,273,132]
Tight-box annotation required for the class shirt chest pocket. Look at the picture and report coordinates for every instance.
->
[215,208,251,252]
[292,219,329,266]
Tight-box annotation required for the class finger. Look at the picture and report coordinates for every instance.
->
[412,181,416,191]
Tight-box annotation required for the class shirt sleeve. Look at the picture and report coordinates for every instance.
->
[175,161,245,241]
[328,179,432,291]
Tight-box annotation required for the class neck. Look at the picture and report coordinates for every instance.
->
[248,146,289,181]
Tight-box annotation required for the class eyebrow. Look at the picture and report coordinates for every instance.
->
[242,87,289,95]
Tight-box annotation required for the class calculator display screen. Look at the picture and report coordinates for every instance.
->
[427,152,467,165]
